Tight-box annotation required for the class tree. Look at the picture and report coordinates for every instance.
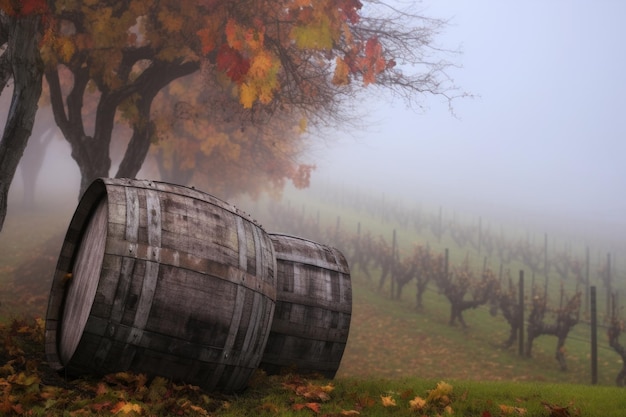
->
[19,125,55,207]
[493,271,523,348]
[1,0,461,231]
[147,70,314,198]
[43,0,460,196]
[525,285,581,371]
[0,0,47,231]
[435,253,498,328]
[414,245,440,310]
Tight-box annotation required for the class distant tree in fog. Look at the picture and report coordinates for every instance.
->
[19,125,55,207]
[147,71,314,199]
[1,0,463,231]
[0,1,46,231]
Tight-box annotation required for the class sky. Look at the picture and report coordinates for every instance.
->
[3,0,624,244]
[309,0,626,239]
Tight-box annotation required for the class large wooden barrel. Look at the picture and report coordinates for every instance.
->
[45,178,276,392]
[259,234,351,378]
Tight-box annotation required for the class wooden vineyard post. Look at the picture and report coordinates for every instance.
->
[478,216,482,254]
[591,286,598,385]
[585,246,590,314]
[390,229,397,299]
[606,253,612,317]
[543,233,548,276]
[444,248,449,284]
[437,206,443,243]
[518,270,525,357]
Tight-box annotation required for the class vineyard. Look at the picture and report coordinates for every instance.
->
[235,182,626,388]
[1,182,625,392]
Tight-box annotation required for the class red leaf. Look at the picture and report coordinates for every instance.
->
[216,44,250,83]
[339,0,362,24]
[3,0,47,16]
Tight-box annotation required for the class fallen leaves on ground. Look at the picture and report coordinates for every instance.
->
[0,318,593,417]
[542,401,580,417]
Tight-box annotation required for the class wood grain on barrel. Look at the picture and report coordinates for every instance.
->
[260,234,351,379]
[59,197,108,364]
[45,178,276,392]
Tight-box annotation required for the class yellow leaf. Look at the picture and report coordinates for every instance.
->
[248,51,273,79]
[320,383,334,394]
[499,404,526,415]
[111,401,143,415]
[298,118,308,133]
[57,37,76,62]
[239,83,256,108]
[290,17,333,50]
[380,395,396,407]
[409,396,426,411]
[426,381,453,404]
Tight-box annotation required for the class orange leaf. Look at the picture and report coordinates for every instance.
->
[197,28,217,55]
[541,402,570,417]
[293,402,321,413]
[333,57,350,86]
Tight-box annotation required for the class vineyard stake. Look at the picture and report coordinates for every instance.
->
[518,270,524,357]
[590,286,597,385]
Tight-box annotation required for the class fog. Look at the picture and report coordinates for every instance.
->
[309,0,626,244]
[3,0,625,249]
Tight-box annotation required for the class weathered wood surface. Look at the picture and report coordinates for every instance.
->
[260,233,352,379]
[59,197,108,364]
[45,178,276,392]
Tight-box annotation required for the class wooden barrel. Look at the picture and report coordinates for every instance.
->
[259,234,351,378]
[45,178,276,392]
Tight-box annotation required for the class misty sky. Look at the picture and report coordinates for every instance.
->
[311,0,626,235]
[3,0,624,242]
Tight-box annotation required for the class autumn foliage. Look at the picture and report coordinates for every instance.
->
[148,70,315,197]
[2,319,561,417]
[30,0,425,197]
[0,0,47,17]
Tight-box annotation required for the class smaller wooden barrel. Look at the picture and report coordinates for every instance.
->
[45,178,276,392]
[259,234,351,378]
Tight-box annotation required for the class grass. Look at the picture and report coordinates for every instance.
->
[337,275,622,387]
[1,188,625,416]
[215,374,626,417]
[239,186,624,387]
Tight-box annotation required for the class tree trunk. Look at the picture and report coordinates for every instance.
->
[116,61,197,180]
[47,58,198,198]
[20,125,55,208]
[45,66,112,198]
[0,13,44,232]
